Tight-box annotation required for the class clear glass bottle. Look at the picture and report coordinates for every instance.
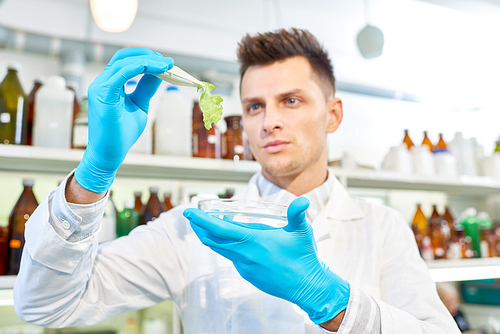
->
[0,64,26,145]
[24,78,44,146]
[72,96,89,149]
[141,187,165,225]
[223,116,246,160]
[402,129,414,150]
[99,190,117,243]
[6,179,38,275]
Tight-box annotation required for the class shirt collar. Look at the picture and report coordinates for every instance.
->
[254,169,363,222]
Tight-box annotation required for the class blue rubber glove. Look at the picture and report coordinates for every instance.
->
[183,197,350,324]
[75,48,174,193]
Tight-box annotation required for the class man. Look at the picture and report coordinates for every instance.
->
[14,28,460,333]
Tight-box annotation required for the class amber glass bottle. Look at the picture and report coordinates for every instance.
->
[133,191,144,215]
[442,206,456,240]
[422,131,433,152]
[434,133,447,153]
[0,65,26,145]
[223,116,246,160]
[455,224,473,259]
[192,102,221,159]
[429,205,446,259]
[24,78,44,146]
[6,179,39,275]
[411,204,427,251]
[140,187,165,225]
[402,129,414,150]
[163,192,174,211]
[0,226,8,275]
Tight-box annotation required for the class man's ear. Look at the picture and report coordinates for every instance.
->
[327,97,343,133]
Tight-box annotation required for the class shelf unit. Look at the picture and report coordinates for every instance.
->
[2,144,500,195]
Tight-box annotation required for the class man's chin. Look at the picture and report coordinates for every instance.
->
[260,159,301,179]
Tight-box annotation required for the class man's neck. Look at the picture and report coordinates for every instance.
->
[262,165,329,196]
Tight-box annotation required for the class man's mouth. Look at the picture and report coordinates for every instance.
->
[262,140,290,153]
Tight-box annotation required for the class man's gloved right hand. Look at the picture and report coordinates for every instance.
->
[75,48,174,193]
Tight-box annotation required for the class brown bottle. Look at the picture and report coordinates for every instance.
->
[133,191,144,215]
[24,78,44,146]
[192,102,221,159]
[140,187,165,225]
[6,179,39,275]
[218,188,235,199]
[422,131,433,152]
[434,133,447,153]
[455,225,474,259]
[442,206,456,240]
[411,204,427,251]
[402,129,414,150]
[163,192,174,211]
[429,205,446,259]
[223,116,246,160]
[0,226,8,275]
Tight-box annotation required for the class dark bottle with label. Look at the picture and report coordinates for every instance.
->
[133,191,144,215]
[163,192,174,211]
[24,78,44,146]
[6,179,38,275]
[429,205,447,259]
[140,187,165,225]
[192,102,221,159]
[223,116,246,160]
[0,64,26,145]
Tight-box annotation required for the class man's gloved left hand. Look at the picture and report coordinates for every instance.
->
[183,197,350,324]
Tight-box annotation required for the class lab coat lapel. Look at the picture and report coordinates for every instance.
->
[312,174,365,241]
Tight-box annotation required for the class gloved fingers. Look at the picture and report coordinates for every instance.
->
[283,197,310,233]
[183,208,250,241]
[105,47,162,68]
[105,55,174,78]
[190,223,240,248]
[128,74,163,113]
[106,60,172,99]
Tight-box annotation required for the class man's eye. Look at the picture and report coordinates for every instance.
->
[288,98,296,104]
[249,104,260,112]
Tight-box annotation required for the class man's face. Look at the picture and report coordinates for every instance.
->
[240,56,342,180]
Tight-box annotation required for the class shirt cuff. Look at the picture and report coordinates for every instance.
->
[319,286,381,334]
[50,170,108,242]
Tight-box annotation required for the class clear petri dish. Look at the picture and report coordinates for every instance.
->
[198,199,288,228]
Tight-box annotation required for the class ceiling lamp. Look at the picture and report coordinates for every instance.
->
[356,0,384,59]
[90,0,138,33]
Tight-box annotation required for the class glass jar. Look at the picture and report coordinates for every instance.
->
[223,116,246,161]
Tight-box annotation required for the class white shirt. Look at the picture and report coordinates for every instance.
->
[14,169,461,334]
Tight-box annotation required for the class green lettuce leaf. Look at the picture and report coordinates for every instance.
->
[197,81,223,130]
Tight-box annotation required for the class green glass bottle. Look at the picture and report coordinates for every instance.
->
[117,201,140,238]
[494,140,500,153]
[0,64,26,145]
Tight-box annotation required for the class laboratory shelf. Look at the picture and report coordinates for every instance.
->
[0,276,16,290]
[1,144,500,195]
[427,258,500,282]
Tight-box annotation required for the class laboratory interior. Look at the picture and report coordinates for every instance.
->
[0,0,500,333]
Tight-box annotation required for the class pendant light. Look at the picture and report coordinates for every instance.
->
[90,0,138,33]
[357,0,384,58]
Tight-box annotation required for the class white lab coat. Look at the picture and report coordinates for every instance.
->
[14,171,460,333]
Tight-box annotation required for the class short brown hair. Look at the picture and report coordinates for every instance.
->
[237,28,335,96]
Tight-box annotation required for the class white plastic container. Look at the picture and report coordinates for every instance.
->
[154,86,192,156]
[381,144,412,174]
[33,76,74,148]
[128,80,153,155]
[448,132,478,176]
[411,145,435,176]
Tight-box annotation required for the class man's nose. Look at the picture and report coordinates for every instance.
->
[262,104,283,133]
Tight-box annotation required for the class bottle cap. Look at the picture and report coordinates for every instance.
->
[22,179,35,187]
[149,187,159,193]
[163,191,171,197]
[124,201,134,209]
[7,62,21,72]
[166,86,179,92]
[47,75,66,89]
[34,76,46,84]
[134,191,142,197]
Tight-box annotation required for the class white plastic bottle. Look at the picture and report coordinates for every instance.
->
[154,86,192,156]
[33,76,74,149]
[127,80,154,155]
